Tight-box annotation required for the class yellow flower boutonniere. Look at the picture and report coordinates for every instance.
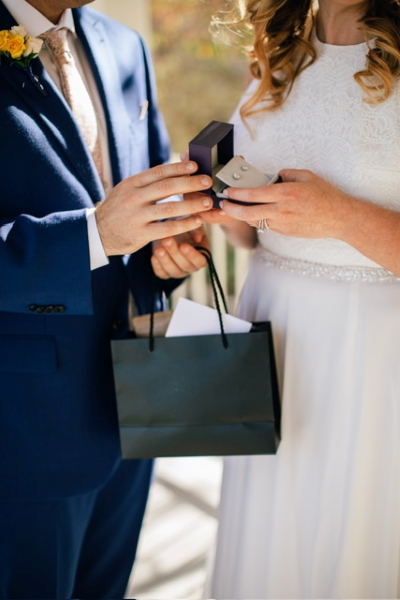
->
[0,25,43,68]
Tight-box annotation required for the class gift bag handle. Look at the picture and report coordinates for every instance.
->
[195,246,229,349]
[149,246,229,351]
[196,246,229,314]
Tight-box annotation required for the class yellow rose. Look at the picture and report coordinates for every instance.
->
[0,30,11,52]
[5,34,26,60]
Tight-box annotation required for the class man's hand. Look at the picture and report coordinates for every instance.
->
[151,227,210,279]
[95,161,213,256]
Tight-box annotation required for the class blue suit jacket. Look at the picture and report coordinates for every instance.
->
[0,3,174,500]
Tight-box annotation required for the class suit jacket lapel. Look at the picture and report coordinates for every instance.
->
[0,2,105,203]
[74,8,131,185]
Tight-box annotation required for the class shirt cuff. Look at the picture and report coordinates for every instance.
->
[86,207,109,270]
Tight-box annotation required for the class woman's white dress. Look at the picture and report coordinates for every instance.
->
[207,36,400,599]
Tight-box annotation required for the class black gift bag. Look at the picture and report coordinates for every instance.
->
[111,248,281,458]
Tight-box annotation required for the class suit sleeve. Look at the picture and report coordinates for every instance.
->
[0,209,95,315]
[0,55,106,316]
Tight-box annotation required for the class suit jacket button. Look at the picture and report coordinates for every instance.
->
[36,306,46,314]
[45,305,55,313]
[54,305,65,313]
[28,304,38,312]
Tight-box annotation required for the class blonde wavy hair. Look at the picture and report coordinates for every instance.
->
[211,0,400,119]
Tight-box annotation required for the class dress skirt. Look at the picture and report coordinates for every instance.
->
[207,250,400,599]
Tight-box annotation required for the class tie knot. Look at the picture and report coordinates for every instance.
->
[40,27,72,63]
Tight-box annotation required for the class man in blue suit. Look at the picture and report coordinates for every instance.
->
[0,0,213,597]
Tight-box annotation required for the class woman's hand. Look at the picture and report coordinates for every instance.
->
[219,168,400,275]
[151,226,210,279]
[220,169,355,240]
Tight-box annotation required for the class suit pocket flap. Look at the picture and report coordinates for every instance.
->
[0,336,57,373]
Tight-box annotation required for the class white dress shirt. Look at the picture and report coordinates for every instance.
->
[3,0,109,269]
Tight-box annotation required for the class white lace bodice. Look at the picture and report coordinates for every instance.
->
[232,36,400,270]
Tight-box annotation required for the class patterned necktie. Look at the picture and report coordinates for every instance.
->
[40,27,104,182]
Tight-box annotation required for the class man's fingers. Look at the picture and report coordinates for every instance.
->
[200,208,238,225]
[160,237,208,271]
[151,215,205,240]
[179,243,208,269]
[154,242,193,276]
[150,255,170,279]
[131,160,198,187]
[95,160,213,256]
[190,228,208,246]
[151,244,196,279]
[129,174,212,207]
[154,195,213,220]
[153,245,208,278]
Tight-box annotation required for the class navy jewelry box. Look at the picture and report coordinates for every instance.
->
[188,120,280,207]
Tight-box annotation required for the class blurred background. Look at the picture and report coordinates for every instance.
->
[93,0,248,152]
[90,2,251,597]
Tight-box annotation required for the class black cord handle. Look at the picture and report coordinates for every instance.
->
[149,278,159,352]
[148,247,229,351]
[195,246,228,348]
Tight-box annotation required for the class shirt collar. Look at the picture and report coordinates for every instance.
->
[2,0,76,37]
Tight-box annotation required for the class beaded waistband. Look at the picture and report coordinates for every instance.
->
[254,246,400,283]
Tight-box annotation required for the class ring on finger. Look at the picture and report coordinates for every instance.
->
[257,218,270,233]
